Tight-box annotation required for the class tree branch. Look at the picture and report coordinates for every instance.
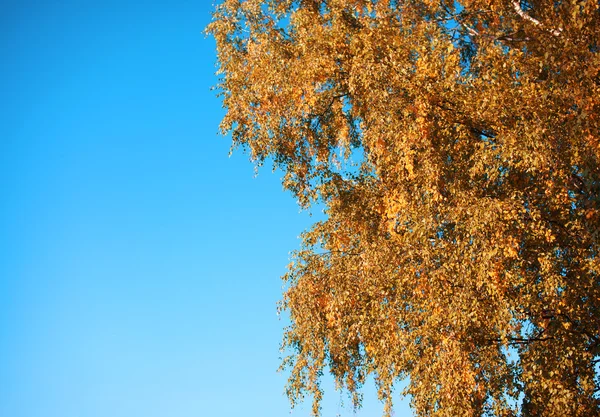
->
[511,0,563,37]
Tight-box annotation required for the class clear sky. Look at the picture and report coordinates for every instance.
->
[0,2,411,416]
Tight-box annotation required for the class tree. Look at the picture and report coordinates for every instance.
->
[207,1,600,415]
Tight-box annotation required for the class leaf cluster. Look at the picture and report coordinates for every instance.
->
[208,1,600,415]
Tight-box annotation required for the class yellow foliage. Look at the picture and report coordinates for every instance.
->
[208,1,600,416]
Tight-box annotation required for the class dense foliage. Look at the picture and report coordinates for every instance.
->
[208,1,600,415]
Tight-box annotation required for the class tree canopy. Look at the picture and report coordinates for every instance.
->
[207,0,600,415]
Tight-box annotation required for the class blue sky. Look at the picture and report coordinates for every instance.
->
[0,2,411,416]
